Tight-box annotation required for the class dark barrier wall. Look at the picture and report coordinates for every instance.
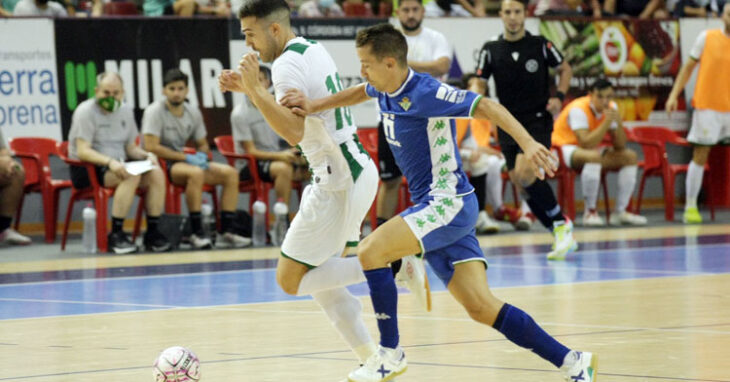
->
[55,18,231,140]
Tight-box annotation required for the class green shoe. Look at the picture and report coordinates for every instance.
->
[683,207,702,224]
[547,220,578,261]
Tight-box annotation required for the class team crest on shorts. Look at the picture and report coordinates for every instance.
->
[399,97,412,111]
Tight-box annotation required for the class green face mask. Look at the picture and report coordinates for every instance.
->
[97,96,121,113]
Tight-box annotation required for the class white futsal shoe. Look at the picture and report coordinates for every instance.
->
[348,346,407,382]
[561,351,598,382]
[394,255,431,312]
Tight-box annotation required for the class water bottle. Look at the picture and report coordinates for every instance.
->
[252,199,267,247]
[201,200,213,239]
[82,203,97,253]
[272,198,288,247]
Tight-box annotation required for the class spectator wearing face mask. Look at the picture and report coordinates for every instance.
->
[298,0,344,17]
[13,0,67,16]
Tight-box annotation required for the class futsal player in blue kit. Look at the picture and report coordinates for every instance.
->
[281,23,597,382]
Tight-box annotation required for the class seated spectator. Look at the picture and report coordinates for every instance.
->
[552,79,647,227]
[143,68,251,249]
[298,0,344,16]
[230,66,309,211]
[143,0,194,16]
[425,0,485,16]
[672,0,725,16]
[194,0,229,16]
[13,0,67,16]
[603,0,668,18]
[69,72,170,254]
[534,0,602,17]
[0,131,31,246]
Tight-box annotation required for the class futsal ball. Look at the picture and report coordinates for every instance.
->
[153,346,201,381]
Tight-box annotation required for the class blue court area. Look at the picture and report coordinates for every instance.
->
[1,234,729,321]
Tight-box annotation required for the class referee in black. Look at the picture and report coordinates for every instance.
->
[476,0,577,260]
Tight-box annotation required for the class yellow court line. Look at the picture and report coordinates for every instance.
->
[2,224,728,275]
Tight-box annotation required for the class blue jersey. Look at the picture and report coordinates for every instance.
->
[366,70,482,204]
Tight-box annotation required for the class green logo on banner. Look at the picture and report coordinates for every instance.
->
[64,61,98,111]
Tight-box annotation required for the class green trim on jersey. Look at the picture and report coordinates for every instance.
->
[346,241,359,247]
[339,140,364,183]
[284,43,310,55]
[280,251,315,269]
[469,95,483,117]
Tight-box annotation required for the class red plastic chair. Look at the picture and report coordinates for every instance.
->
[343,1,373,16]
[9,138,72,243]
[104,1,138,15]
[159,148,220,230]
[630,126,714,222]
[57,141,145,253]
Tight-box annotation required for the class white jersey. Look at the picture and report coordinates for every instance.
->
[404,27,452,69]
[273,37,370,191]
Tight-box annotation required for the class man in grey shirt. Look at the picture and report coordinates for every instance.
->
[0,130,32,246]
[13,0,67,16]
[231,66,308,209]
[143,68,250,249]
[68,72,170,254]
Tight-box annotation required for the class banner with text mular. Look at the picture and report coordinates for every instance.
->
[54,18,231,141]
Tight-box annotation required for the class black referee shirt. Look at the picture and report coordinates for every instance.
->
[476,31,563,118]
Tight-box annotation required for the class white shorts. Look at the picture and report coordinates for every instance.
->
[560,145,606,168]
[280,159,378,268]
[687,109,730,145]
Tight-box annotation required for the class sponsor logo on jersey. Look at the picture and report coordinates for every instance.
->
[525,59,539,73]
[435,84,467,104]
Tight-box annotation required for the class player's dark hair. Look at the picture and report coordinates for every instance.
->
[355,23,408,67]
[501,0,527,8]
[163,68,188,87]
[590,78,612,92]
[238,0,290,20]
[260,65,272,83]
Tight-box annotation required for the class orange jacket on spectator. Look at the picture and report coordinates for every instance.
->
[455,119,493,148]
[552,96,616,146]
[693,29,730,112]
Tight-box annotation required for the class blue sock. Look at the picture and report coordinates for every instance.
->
[493,303,570,368]
[364,267,399,349]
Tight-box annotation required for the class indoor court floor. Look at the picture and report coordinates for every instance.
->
[0,223,729,381]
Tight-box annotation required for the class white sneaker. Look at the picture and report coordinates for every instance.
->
[189,233,213,249]
[0,228,31,245]
[547,220,578,261]
[394,255,431,312]
[348,346,407,382]
[561,351,598,382]
[475,211,500,234]
[581,210,605,227]
[216,232,252,248]
[610,211,648,226]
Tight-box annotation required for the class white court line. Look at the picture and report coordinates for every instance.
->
[0,297,178,309]
[0,241,727,288]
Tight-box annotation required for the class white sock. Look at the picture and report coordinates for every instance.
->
[296,256,365,296]
[560,350,580,370]
[616,165,637,213]
[520,199,531,214]
[581,163,602,211]
[486,156,504,209]
[685,160,704,209]
[312,287,377,363]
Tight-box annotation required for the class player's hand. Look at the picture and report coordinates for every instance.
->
[238,53,262,94]
[108,159,131,180]
[146,152,158,166]
[280,149,298,163]
[479,146,503,158]
[218,69,246,93]
[665,96,679,117]
[280,88,313,117]
[605,108,620,123]
[0,156,18,183]
[547,97,562,116]
[522,140,557,180]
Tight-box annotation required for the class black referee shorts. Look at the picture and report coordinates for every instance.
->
[377,121,403,181]
[499,111,554,171]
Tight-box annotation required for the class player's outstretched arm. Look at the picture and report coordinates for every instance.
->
[280,84,369,117]
[473,98,557,179]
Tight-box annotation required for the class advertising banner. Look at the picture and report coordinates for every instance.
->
[54,18,231,140]
[0,19,62,142]
[540,19,684,129]
[229,18,386,127]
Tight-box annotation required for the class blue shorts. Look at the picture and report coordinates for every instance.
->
[400,192,488,286]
